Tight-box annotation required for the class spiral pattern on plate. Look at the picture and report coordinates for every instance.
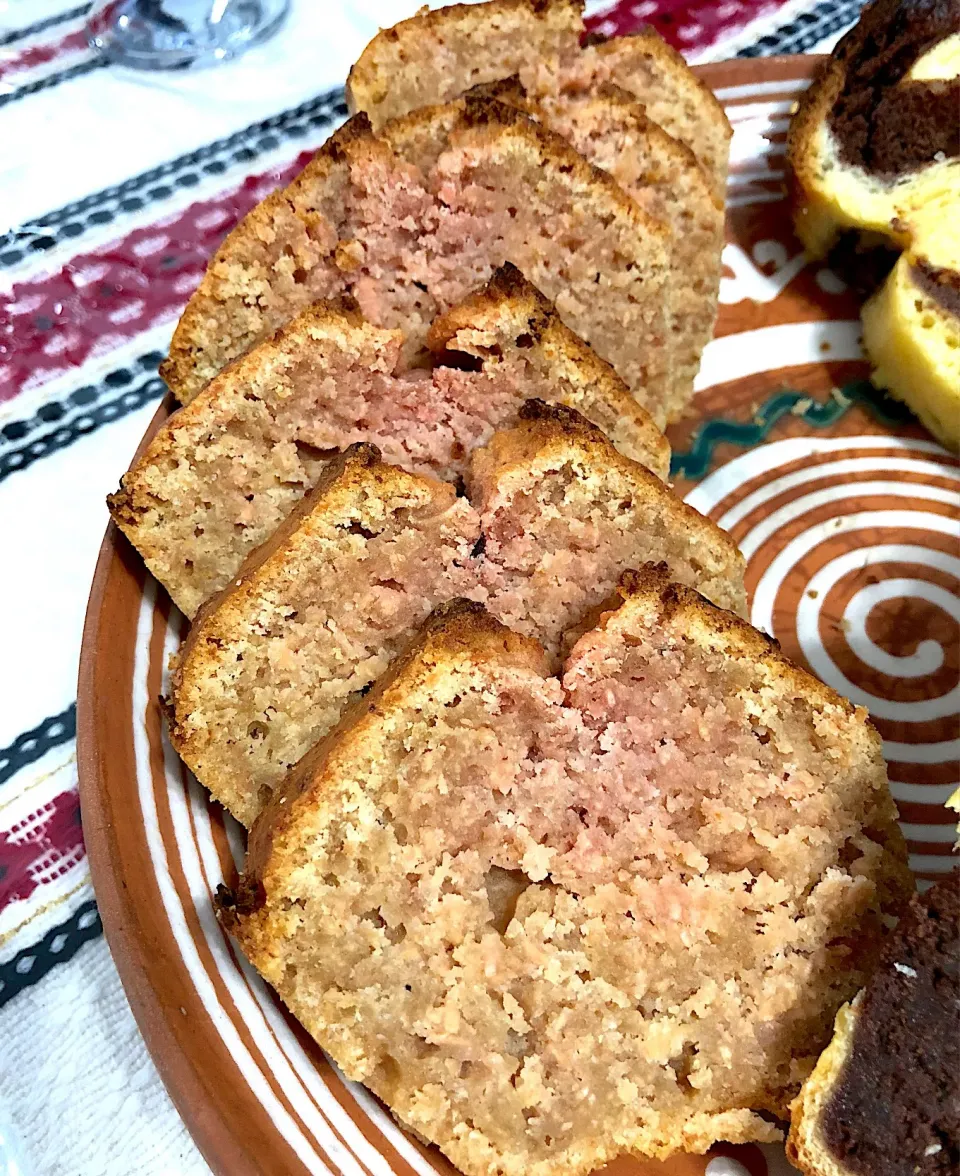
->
[687,435,960,881]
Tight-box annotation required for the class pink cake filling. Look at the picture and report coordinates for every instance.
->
[295,365,530,484]
[474,459,744,664]
[336,135,665,410]
[261,624,896,1156]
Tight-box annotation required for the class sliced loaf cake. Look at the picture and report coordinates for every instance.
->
[540,84,724,415]
[161,102,672,422]
[169,445,481,827]
[469,401,746,663]
[111,273,667,618]
[346,0,731,197]
[222,574,909,1176]
[167,400,736,825]
[385,79,723,419]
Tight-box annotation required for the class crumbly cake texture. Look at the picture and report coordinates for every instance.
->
[225,569,910,1176]
[112,303,387,618]
[110,270,668,618]
[426,76,723,419]
[787,0,959,260]
[345,0,731,198]
[167,401,732,826]
[469,400,746,664]
[345,0,728,415]
[161,101,672,424]
[427,264,669,476]
[168,445,482,828]
[788,874,959,1176]
[539,84,723,415]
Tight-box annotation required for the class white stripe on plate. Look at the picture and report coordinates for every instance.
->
[716,457,960,531]
[694,320,863,393]
[886,739,960,765]
[900,822,958,843]
[890,780,959,805]
[726,101,796,121]
[133,581,335,1176]
[713,78,812,101]
[909,854,959,873]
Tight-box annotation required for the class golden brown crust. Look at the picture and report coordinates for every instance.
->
[590,30,730,140]
[785,54,847,254]
[245,599,549,879]
[426,261,553,346]
[346,0,584,122]
[785,997,861,1176]
[608,564,865,724]
[786,54,840,186]
[160,115,386,403]
[427,264,670,476]
[109,302,399,600]
[346,0,729,194]
[472,400,741,580]
[461,74,532,109]
[382,94,664,241]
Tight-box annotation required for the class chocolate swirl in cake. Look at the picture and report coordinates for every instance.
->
[820,875,960,1175]
[827,0,960,177]
[914,258,960,315]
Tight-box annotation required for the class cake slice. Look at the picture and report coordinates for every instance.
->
[169,445,481,828]
[539,84,724,415]
[346,0,731,197]
[787,0,959,263]
[111,273,667,618]
[222,572,909,1176]
[469,400,746,664]
[386,76,723,420]
[861,198,960,451]
[788,0,959,450]
[426,263,668,473]
[788,872,959,1176]
[161,102,672,421]
[569,31,732,199]
[167,400,731,824]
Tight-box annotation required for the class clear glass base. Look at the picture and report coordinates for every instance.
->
[87,0,291,71]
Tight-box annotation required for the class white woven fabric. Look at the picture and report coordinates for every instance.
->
[0,936,211,1175]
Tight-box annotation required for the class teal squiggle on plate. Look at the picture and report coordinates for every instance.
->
[671,381,913,481]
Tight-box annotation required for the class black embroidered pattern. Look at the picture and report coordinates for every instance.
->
[0,704,77,788]
[0,901,103,1008]
[0,86,348,268]
[0,351,164,449]
[0,700,77,785]
[0,4,92,48]
[0,57,108,113]
[737,0,865,57]
[0,373,167,484]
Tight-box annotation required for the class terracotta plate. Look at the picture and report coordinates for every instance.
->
[78,55,959,1176]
